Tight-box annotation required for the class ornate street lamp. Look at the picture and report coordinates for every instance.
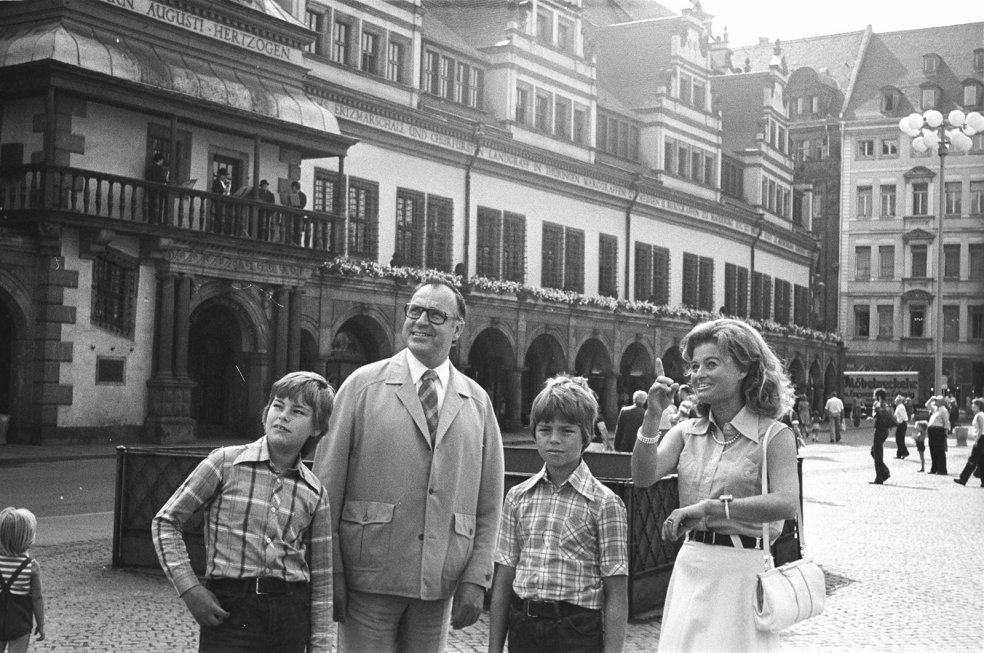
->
[899,109,984,396]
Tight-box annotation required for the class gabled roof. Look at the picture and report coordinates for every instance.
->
[730,30,867,94]
[846,22,984,119]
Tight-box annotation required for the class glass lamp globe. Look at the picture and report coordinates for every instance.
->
[925,110,943,128]
[948,110,966,128]
[967,112,984,133]
[912,137,928,153]
[907,113,924,131]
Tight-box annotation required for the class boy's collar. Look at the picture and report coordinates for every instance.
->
[528,460,600,501]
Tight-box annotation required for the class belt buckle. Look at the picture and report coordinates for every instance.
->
[255,578,281,595]
[523,600,539,619]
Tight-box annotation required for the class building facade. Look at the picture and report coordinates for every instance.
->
[0,0,841,445]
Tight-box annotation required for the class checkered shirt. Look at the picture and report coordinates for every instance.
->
[153,437,333,652]
[495,460,628,609]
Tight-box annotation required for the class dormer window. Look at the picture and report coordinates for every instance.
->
[974,49,984,73]
[923,54,940,76]
[880,88,901,114]
[921,85,940,110]
[964,80,983,108]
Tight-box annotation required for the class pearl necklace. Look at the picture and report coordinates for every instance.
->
[711,423,742,447]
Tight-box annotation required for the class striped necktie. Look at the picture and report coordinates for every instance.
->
[419,369,439,441]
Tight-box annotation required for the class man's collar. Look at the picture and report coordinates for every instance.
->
[405,350,451,387]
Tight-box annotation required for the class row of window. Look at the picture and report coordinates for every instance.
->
[664,138,716,185]
[854,303,984,341]
[854,243,984,281]
[856,180,984,218]
[306,8,409,85]
[792,135,832,163]
[858,133,984,161]
[310,171,811,322]
[880,81,984,115]
[761,175,791,218]
[515,84,589,144]
[922,51,984,76]
[424,50,484,109]
[677,72,708,112]
[535,6,576,54]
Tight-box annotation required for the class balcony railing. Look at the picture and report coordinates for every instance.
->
[0,164,343,251]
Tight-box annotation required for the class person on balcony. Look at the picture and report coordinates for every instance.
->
[285,180,307,245]
[210,168,232,234]
[631,318,799,652]
[144,152,170,225]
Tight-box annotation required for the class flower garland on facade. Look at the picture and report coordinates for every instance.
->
[320,256,843,345]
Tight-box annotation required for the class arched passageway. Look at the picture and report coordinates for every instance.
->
[325,316,386,389]
[189,303,247,439]
[523,333,566,426]
[468,328,517,429]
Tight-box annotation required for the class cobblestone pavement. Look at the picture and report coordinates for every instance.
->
[13,425,984,652]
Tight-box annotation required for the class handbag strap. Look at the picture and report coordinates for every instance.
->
[760,420,787,566]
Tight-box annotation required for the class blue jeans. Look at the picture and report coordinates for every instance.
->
[507,602,603,653]
[199,584,310,653]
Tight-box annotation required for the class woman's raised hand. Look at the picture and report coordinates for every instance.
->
[645,358,678,419]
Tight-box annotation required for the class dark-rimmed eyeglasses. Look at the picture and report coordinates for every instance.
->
[404,303,455,325]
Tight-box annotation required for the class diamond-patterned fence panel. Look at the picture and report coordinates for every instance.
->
[113,446,213,573]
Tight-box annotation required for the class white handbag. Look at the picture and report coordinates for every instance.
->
[753,421,826,633]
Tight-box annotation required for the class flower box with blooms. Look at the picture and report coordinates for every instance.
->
[319,258,843,346]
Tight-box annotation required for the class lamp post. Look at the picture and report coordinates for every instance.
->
[899,109,984,396]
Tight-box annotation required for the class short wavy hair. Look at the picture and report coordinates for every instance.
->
[529,375,598,451]
[261,371,335,439]
[680,318,795,419]
[0,507,37,556]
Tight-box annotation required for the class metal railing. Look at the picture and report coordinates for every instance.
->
[113,445,801,617]
[0,164,342,251]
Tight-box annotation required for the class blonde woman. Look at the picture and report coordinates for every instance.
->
[632,319,798,652]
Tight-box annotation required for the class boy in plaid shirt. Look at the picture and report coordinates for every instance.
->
[489,375,628,653]
[153,371,335,653]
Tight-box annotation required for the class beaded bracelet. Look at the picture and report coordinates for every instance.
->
[637,429,660,445]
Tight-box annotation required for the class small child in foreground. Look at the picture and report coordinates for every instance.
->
[489,375,628,653]
[0,507,45,653]
[153,371,335,653]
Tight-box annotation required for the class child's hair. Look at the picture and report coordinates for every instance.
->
[972,397,983,412]
[0,507,38,556]
[261,371,335,438]
[529,375,598,451]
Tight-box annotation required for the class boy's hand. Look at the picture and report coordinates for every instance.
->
[181,585,230,627]
[34,624,45,641]
[451,582,484,629]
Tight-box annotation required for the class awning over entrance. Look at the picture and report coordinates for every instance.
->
[0,22,340,135]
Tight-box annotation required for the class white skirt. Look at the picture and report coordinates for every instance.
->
[657,540,780,653]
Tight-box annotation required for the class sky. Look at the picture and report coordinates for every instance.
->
[663,0,984,48]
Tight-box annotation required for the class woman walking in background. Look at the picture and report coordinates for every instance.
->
[926,396,951,475]
[893,395,910,459]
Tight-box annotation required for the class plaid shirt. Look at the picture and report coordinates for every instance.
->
[496,460,627,609]
[153,438,332,652]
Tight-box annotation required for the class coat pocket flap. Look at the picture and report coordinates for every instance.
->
[341,500,395,525]
[452,512,476,538]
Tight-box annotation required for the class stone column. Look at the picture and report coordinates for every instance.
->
[273,286,290,378]
[603,370,618,427]
[156,273,176,377]
[173,274,191,378]
[506,367,524,432]
[288,287,303,372]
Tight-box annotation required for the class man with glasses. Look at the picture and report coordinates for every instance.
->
[313,279,504,652]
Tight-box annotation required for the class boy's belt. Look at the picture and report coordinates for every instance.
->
[511,594,597,619]
[206,577,308,595]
